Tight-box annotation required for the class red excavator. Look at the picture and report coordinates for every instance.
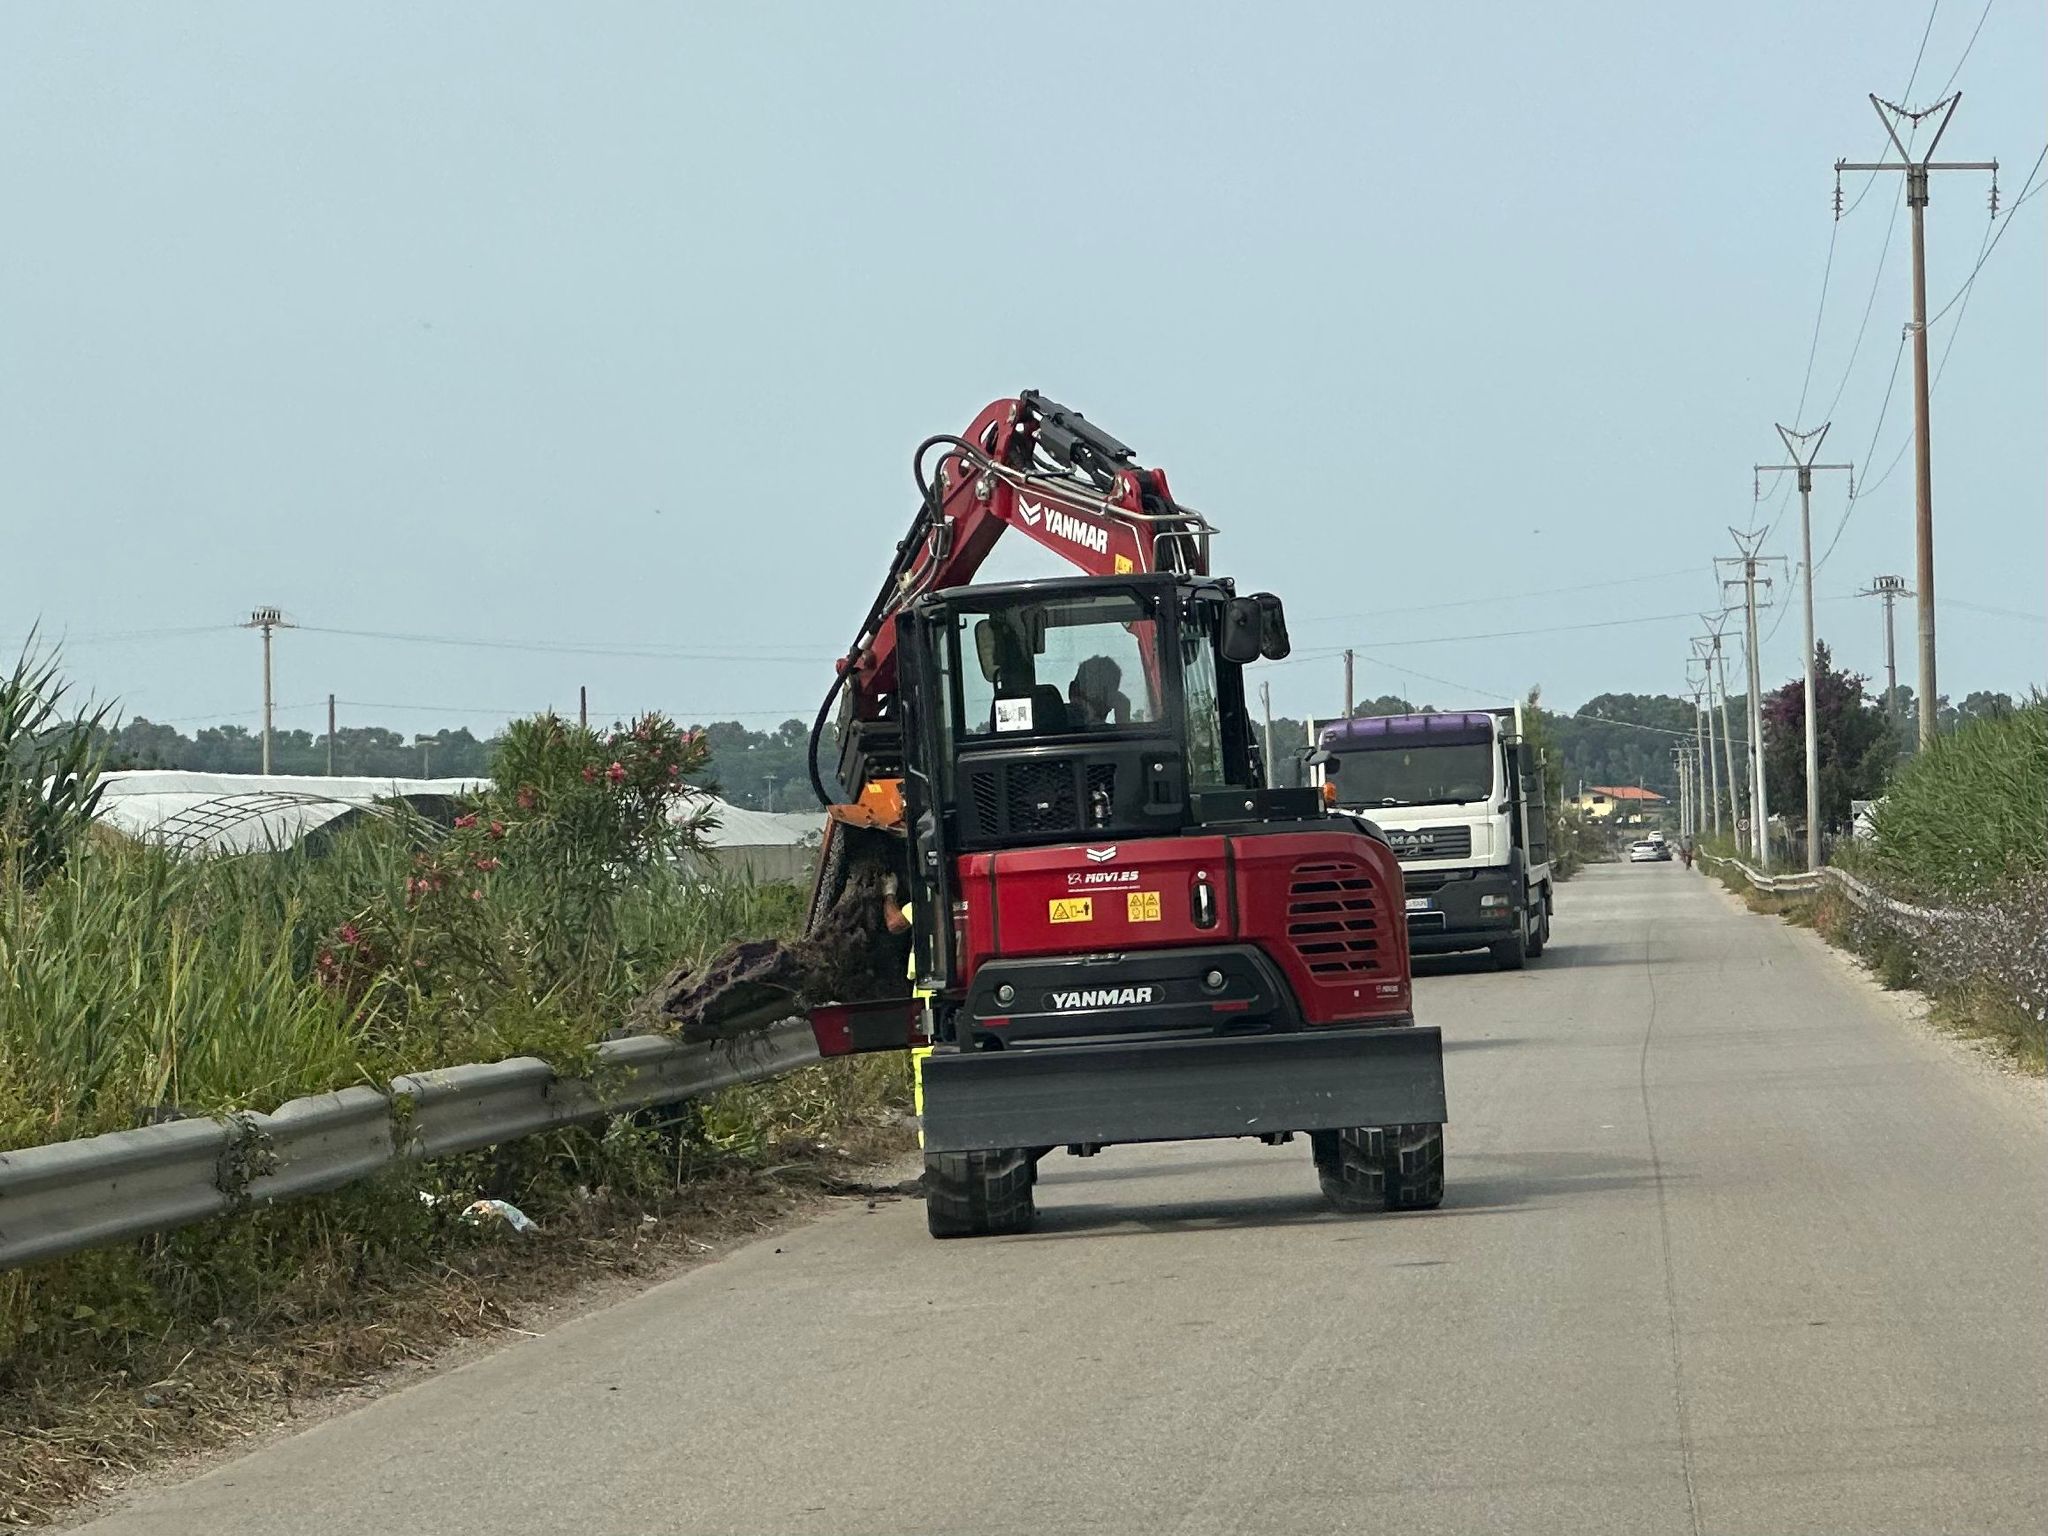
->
[784,392,1447,1236]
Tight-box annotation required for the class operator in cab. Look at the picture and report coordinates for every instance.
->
[1067,655,1132,728]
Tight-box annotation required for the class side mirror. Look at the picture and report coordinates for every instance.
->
[1309,748,1337,772]
[1220,598,1264,665]
[1253,593,1290,660]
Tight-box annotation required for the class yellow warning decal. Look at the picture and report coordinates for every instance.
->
[1113,554,1135,574]
[1049,897,1094,924]
[1127,891,1162,923]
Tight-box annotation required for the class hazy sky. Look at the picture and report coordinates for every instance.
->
[4,2,2042,742]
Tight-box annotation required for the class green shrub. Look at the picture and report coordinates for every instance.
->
[1870,698,2047,900]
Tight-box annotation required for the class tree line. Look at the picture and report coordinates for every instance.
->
[97,667,2027,827]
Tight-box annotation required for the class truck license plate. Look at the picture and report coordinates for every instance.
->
[1405,896,1434,912]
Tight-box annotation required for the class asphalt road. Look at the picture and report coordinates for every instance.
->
[73,864,2047,1536]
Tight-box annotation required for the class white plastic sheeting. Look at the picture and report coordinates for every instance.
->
[92,772,823,877]
[93,771,487,855]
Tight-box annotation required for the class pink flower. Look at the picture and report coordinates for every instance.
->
[473,855,500,872]
[667,763,681,778]
[581,766,597,784]
[469,889,483,901]
[516,787,538,811]
[454,813,477,830]
[606,761,627,783]
[488,819,506,839]
[338,923,362,948]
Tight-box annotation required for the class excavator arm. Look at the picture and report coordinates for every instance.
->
[809,392,1215,807]
[649,394,1218,1053]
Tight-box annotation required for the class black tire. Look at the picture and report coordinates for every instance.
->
[1489,914,1528,971]
[1313,1128,1383,1212]
[924,1149,1036,1238]
[1381,1122,1446,1210]
[1526,897,1549,958]
[1315,1125,1445,1212]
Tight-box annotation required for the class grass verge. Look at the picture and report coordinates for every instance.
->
[1697,861,2045,1075]
[1,1055,913,1527]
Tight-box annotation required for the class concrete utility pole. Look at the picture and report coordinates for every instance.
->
[1259,679,1275,783]
[1343,650,1355,720]
[1687,677,1718,837]
[1719,537,1780,868]
[1836,93,1998,751]
[1756,423,1854,870]
[579,685,589,731]
[1698,619,1742,836]
[1859,575,1911,730]
[327,694,337,775]
[240,607,294,775]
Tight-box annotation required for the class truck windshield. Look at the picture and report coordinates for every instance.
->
[1330,742,1495,807]
[951,592,1162,740]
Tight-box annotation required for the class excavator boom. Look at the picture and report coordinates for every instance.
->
[812,393,1215,806]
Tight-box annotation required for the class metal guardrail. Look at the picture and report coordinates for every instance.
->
[1693,852,1951,923]
[0,1020,821,1272]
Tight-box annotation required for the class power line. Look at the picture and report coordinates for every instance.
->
[1812,327,1910,572]
[1932,0,1995,100]
[1924,141,2047,327]
[1292,566,1701,626]
[1942,598,2048,625]
[296,624,833,665]
[1357,609,1703,649]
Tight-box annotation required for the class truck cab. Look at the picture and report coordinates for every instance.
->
[1314,707,1552,970]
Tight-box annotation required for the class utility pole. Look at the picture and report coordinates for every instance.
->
[240,607,294,775]
[1342,649,1355,719]
[327,694,337,775]
[1756,423,1854,870]
[1836,93,1998,750]
[1719,536,1779,868]
[1259,679,1274,782]
[579,685,589,731]
[1702,620,1743,836]
[1687,673,1717,837]
[1859,575,1911,731]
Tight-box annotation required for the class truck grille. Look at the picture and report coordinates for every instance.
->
[1284,859,1384,977]
[1383,825,1472,861]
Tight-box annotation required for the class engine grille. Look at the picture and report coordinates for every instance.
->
[966,760,1088,838]
[1284,859,1383,978]
[1382,824,1473,862]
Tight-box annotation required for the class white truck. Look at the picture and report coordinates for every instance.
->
[1314,706,1553,970]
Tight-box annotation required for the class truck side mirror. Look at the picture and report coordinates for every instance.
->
[1253,593,1291,660]
[1220,598,1264,665]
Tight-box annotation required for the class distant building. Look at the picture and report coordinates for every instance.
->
[1571,784,1667,824]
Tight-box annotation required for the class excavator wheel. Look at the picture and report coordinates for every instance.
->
[1313,1125,1444,1213]
[924,1149,1036,1238]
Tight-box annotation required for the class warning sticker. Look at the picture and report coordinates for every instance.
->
[1127,891,1162,923]
[1048,897,1094,924]
[1113,554,1135,574]
[994,697,1034,733]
